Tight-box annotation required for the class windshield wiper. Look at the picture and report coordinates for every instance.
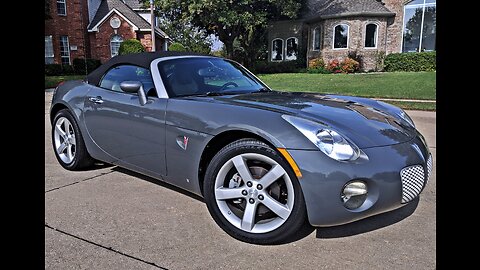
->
[190,91,244,97]
[252,87,272,93]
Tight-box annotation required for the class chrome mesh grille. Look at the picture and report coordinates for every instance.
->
[426,154,433,180]
[400,165,425,203]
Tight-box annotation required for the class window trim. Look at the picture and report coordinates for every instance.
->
[98,64,155,96]
[332,23,349,50]
[400,0,436,52]
[59,36,70,65]
[57,0,66,16]
[271,38,284,62]
[364,22,379,49]
[285,37,299,61]
[110,35,124,58]
[312,27,321,51]
[45,35,54,64]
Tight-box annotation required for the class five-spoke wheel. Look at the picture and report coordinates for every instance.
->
[204,139,307,244]
[52,109,94,170]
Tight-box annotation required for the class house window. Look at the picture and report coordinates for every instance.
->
[57,0,66,16]
[333,24,349,49]
[45,36,54,64]
[402,0,436,52]
[285,37,298,61]
[271,39,283,61]
[365,24,378,48]
[110,35,124,58]
[59,36,70,65]
[313,27,320,50]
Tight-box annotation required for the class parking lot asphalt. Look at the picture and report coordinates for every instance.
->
[45,92,436,269]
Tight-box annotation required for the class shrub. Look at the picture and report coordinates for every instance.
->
[375,51,386,71]
[45,64,63,76]
[327,59,341,73]
[168,42,187,52]
[308,58,325,69]
[118,39,146,55]
[72,58,102,74]
[326,58,359,73]
[340,58,360,73]
[384,51,436,72]
[251,60,304,74]
[348,50,364,71]
[62,64,75,75]
[307,58,331,74]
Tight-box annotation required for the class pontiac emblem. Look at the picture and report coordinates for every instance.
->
[176,135,189,150]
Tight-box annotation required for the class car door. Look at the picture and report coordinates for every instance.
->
[83,64,167,176]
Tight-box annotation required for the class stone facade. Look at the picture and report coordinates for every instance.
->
[267,0,408,71]
[382,0,405,54]
[320,17,388,71]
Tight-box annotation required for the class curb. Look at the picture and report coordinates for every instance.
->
[373,98,435,103]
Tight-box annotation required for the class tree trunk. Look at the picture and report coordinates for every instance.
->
[224,39,234,59]
[217,28,236,60]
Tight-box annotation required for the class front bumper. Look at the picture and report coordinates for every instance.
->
[289,134,431,227]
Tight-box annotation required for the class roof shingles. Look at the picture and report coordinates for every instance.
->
[303,0,394,20]
[88,0,168,38]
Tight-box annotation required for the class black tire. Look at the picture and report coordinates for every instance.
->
[203,138,308,244]
[52,109,94,170]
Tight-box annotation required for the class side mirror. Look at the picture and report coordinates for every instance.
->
[120,81,148,106]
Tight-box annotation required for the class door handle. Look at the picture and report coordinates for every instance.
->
[88,96,104,104]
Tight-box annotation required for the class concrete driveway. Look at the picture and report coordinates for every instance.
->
[45,92,436,269]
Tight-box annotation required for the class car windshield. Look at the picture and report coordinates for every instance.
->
[157,57,269,97]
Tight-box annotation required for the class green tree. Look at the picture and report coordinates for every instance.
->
[157,16,212,54]
[168,42,187,52]
[152,0,302,59]
[118,39,146,55]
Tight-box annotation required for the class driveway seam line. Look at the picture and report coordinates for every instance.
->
[45,223,168,270]
[45,171,114,193]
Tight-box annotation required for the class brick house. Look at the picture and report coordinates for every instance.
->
[45,0,171,65]
[267,0,436,71]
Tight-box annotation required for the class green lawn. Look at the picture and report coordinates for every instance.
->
[45,75,85,89]
[257,72,436,100]
[385,101,436,111]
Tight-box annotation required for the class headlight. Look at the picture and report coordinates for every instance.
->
[282,115,361,161]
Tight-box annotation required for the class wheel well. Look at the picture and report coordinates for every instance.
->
[198,130,275,196]
[50,104,68,123]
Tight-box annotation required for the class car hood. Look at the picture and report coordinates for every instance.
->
[212,91,417,149]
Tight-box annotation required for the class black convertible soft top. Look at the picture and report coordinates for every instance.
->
[86,51,211,86]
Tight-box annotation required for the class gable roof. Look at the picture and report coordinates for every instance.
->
[87,0,169,39]
[123,0,146,10]
[302,0,395,22]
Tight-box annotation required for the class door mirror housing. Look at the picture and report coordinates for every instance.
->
[120,81,148,106]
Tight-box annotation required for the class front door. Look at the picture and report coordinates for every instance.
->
[83,65,167,176]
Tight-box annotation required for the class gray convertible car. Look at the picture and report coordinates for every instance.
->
[50,52,432,244]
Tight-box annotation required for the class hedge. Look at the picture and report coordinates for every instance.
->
[384,52,436,72]
[72,58,102,74]
[45,58,101,76]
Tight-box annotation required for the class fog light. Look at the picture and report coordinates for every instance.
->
[341,181,368,210]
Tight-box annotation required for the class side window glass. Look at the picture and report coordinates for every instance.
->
[99,65,156,96]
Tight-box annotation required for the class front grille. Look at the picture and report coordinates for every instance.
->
[426,154,433,180]
[400,165,425,203]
